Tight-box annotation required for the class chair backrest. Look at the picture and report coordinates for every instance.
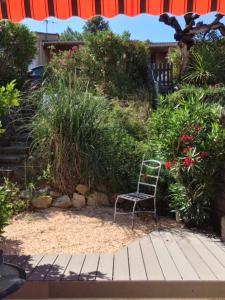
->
[137,159,161,197]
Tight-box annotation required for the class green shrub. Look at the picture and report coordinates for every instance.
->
[49,30,150,100]
[0,179,19,233]
[30,72,145,193]
[171,85,225,106]
[147,91,225,227]
[167,47,182,82]
[184,39,225,86]
[0,21,36,88]
[0,81,20,134]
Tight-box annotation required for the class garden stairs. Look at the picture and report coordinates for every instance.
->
[0,105,33,183]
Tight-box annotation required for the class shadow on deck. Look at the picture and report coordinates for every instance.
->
[5,229,225,299]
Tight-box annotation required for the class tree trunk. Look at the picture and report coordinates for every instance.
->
[179,42,190,80]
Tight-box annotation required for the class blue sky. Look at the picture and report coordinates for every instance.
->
[22,13,221,42]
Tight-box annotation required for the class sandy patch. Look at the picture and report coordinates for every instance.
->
[0,207,181,255]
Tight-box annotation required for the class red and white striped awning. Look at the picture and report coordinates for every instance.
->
[0,0,225,22]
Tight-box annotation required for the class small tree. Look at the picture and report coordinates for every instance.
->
[0,21,36,88]
[159,14,225,78]
[60,26,83,41]
[0,81,20,134]
[83,16,109,34]
[60,31,150,99]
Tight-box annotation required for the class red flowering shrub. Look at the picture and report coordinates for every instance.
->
[165,128,210,172]
[148,91,225,227]
[182,157,194,167]
[165,161,172,169]
[179,135,194,142]
[50,30,150,99]
[182,146,193,154]
[198,151,209,158]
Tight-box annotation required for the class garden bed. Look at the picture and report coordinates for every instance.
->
[0,207,182,255]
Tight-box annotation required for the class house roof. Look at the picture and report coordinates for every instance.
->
[43,40,84,50]
[150,42,178,48]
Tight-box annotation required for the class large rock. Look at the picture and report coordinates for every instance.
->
[87,192,110,207]
[72,193,86,209]
[221,216,225,242]
[75,184,89,195]
[32,195,52,209]
[34,186,50,197]
[52,195,71,208]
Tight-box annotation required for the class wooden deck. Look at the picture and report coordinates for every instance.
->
[5,229,225,299]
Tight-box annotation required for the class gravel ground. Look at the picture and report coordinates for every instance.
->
[0,207,181,255]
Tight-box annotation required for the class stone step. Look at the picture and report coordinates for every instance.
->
[0,138,11,147]
[0,145,30,154]
[8,118,32,128]
[0,163,39,183]
[0,136,31,147]
[0,155,27,165]
[13,127,30,135]
[0,165,25,182]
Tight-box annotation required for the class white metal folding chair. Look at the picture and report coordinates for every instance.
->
[114,159,161,229]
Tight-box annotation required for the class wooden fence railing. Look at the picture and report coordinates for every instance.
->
[150,63,173,87]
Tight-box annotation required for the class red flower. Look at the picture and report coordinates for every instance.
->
[183,146,193,154]
[182,157,194,167]
[198,151,209,159]
[192,125,203,132]
[67,46,78,59]
[172,160,177,165]
[180,135,194,142]
[165,161,172,169]
[71,46,78,51]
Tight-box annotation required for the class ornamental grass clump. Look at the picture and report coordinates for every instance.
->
[30,72,144,193]
[148,91,225,227]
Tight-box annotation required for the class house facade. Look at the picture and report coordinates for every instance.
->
[29,32,83,69]
[30,33,178,70]
[150,42,178,64]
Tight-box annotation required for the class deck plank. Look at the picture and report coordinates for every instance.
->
[63,254,86,281]
[96,253,113,281]
[128,240,147,280]
[160,231,199,280]
[79,253,99,281]
[28,254,58,281]
[139,236,164,280]
[215,239,225,252]
[195,233,225,267]
[173,230,216,280]
[186,232,225,280]
[4,229,225,289]
[113,247,130,280]
[204,235,225,254]
[21,255,44,278]
[150,231,181,280]
[45,255,72,281]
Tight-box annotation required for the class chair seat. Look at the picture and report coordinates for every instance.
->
[118,192,154,202]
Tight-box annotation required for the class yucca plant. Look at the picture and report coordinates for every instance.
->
[184,51,216,85]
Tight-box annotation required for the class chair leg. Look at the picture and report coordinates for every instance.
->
[131,201,137,230]
[114,196,119,223]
